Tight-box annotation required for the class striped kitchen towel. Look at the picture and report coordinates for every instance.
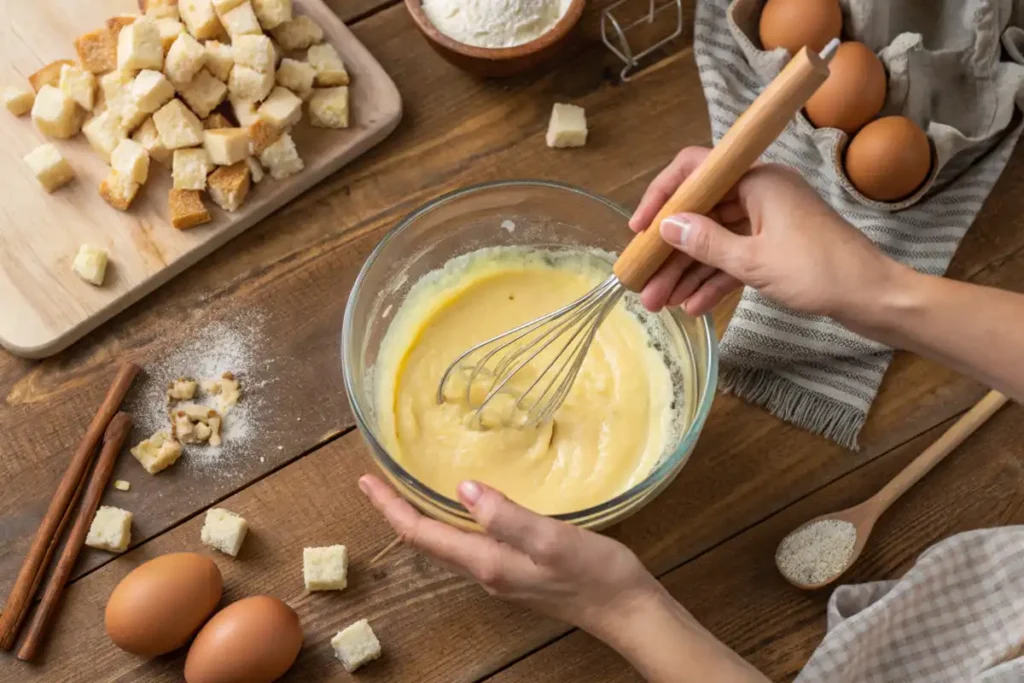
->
[694,0,1024,448]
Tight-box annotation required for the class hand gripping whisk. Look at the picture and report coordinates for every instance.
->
[438,41,838,428]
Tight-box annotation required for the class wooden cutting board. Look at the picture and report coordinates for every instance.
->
[0,0,401,358]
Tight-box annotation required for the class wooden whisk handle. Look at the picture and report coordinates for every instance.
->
[612,44,833,292]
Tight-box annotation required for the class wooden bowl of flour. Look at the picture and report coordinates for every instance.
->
[405,0,585,77]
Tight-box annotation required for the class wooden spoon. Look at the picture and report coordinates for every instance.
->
[777,389,1009,590]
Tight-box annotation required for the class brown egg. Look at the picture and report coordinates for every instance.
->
[759,0,842,54]
[805,42,886,134]
[844,116,932,202]
[184,595,303,683]
[105,552,223,657]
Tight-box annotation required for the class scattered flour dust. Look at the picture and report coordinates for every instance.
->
[127,317,273,478]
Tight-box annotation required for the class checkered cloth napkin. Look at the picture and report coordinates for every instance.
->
[694,0,1024,448]
[795,527,1024,682]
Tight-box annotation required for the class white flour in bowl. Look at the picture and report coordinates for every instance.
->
[421,0,572,48]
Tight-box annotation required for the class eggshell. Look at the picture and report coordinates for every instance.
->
[805,41,886,134]
[105,552,223,657]
[759,0,842,54]
[844,116,932,202]
[184,595,303,683]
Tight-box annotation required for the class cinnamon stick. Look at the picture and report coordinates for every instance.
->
[0,362,140,650]
[17,412,133,662]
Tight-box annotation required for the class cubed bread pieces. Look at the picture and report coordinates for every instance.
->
[203,112,233,128]
[230,95,259,125]
[228,64,274,102]
[248,117,281,154]
[100,170,142,211]
[32,85,83,138]
[172,147,212,189]
[24,144,75,192]
[165,32,206,83]
[167,377,198,400]
[113,98,149,133]
[233,34,275,73]
[303,545,348,591]
[331,620,381,672]
[4,86,35,116]
[307,43,349,86]
[59,64,97,110]
[201,508,249,556]
[208,161,250,211]
[83,110,128,160]
[211,0,246,13]
[130,69,175,112]
[133,116,172,164]
[308,86,348,129]
[177,68,226,117]
[246,155,264,182]
[72,245,108,285]
[130,430,182,474]
[118,16,164,71]
[271,15,323,51]
[258,130,302,178]
[156,18,185,53]
[29,60,74,92]
[169,188,211,228]
[204,127,249,164]
[251,0,292,29]
[546,103,587,148]
[257,86,301,128]
[99,69,135,106]
[75,28,119,74]
[203,41,234,81]
[143,0,180,19]
[112,138,150,183]
[106,15,138,39]
[180,0,223,40]
[153,98,203,148]
[85,506,132,552]
[221,2,262,39]
[275,58,314,99]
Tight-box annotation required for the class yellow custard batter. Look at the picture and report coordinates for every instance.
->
[375,248,679,515]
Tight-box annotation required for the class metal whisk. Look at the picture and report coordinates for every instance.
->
[438,41,837,428]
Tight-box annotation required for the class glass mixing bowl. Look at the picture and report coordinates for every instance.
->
[342,181,718,530]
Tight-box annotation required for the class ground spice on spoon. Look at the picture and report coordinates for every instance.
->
[776,519,857,586]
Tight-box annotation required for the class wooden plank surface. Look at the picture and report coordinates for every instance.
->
[0,0,401,357]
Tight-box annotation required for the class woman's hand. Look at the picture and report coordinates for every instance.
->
[630,146,900,320]
[358,474,661,640]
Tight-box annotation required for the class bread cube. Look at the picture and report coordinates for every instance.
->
[130,69,175,112]
[307,43,349,86]
[29,60,74,93]
[130,430,183,474]
[177,68,227,117]
[113,480,131,491]
[169,188,211,228]
[118,16,164,71]
[221,2,262,39]
[230,95,259,126]
[172,147,212,189]
[85,506,132,553]
[208,161,250,211]
[201,508,249,556]
[203,112,233,128]
[257,86,301,128]
[4,86,35,116]
[259,131,302,178]
[546,103,587,148]
[112,138,151,183]
[308,86,348,129]
[275,58,314,99]
[271,15,323,51]
[58,64,97,111]
[204,127,250,164]
[168,377,199,400]
[180,0,223,40]
[99,69,135,107]
[100,170,142,211]
[132,116,172,164]
[228,65,274,102]
[251,0,291,29]
[303,545,348,591]
[143,0,181,19]
[32,86,83,138]
[165,32,207,83]
[211,0,246,13]
[72,245,109,286]
[248,117,281,154]
[156,18,185,53]
[113,98,150,133]
[203,41,234,81]
[233,34,275,73]
[246,155,264,183]
[331,620,381,673]
[75,29,118,74]
[153,98,203,148]
[83,110,127,160]
[24,144,75,192]
[106,15,138,39]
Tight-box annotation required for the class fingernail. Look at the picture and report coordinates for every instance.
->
[458,480,482,505]
[358,477,370,496]
[660,215,692,246]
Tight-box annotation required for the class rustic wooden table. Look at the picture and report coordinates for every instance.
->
[2,1,1023,681]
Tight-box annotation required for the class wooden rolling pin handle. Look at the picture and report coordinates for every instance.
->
[612,45,832,292]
